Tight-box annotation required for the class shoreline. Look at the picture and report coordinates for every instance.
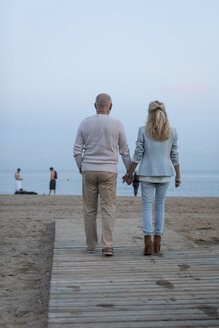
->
[1,195,219,327]
[1,193,219,197]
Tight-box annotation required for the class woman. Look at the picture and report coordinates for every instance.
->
[123,100,181,255]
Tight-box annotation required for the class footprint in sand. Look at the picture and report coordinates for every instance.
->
[197,305,219,318]
[96,303,115,308]
[156,280,175,289]
[178,264,190,271]
[133,236,143,240]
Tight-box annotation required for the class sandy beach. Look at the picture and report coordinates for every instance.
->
[0,195,219,328]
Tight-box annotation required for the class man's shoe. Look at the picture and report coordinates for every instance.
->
[87,248,95,254]
[102,247,114,256]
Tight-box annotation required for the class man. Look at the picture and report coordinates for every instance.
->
[49,167,56,195]
[15,168,23,192]
[73,93,131,256]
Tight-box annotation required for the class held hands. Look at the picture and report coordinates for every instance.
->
[122,173,134,185]
[123,173,181,187]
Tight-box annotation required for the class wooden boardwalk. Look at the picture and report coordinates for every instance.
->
[48,219,219,328]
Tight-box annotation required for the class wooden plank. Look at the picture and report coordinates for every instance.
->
[48,323,219,328]
[48,220,219,328]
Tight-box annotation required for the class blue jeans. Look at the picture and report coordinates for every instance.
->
[141,181,170,236]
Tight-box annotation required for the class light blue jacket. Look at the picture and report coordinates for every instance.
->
[132,126,179,177]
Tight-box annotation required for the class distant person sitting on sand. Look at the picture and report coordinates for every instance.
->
[49,167,57,195]
[132,171,140,196]
[123,100,181,255]
[15,189,37,195]
[15,168,23,192]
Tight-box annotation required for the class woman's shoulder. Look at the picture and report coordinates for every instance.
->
[170,127,178,140]
[170,126,177,135]
[138,125,146,132]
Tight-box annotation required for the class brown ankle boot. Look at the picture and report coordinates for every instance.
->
[154,235,161,253]
[143,235,153,255]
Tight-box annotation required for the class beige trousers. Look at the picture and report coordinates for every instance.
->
[82,171,117,249]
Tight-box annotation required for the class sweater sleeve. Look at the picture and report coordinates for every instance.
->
[170,129,179,166]
[73,124,84,169]
[118,123,131,170]
[132,127,145,163]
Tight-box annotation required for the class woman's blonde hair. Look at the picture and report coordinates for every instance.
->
[146,100,171,141]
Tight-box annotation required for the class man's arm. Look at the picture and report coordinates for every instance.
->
[118,123,131,170]
[73,125,84,171]
[50,171,55,180]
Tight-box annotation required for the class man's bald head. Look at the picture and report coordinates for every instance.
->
[95,93,112,114]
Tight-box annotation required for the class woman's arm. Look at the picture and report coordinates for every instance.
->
[170,129,181,188]
[122,161,138,185]
[132,127,145,163]
[122,127,145,185]
[174,163,181,187]
[127,162,138,177]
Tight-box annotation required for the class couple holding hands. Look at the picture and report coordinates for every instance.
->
[73,93,181,256]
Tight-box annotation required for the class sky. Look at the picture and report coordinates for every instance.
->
[0,0,219,172]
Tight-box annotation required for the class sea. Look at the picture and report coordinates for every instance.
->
[0,169,219,197]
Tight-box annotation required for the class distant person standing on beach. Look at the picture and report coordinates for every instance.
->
[49,167,57,195]
[132,171,140,196]
[123,100,181,255]
[73,93,131,256]
[15,168,23,192]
